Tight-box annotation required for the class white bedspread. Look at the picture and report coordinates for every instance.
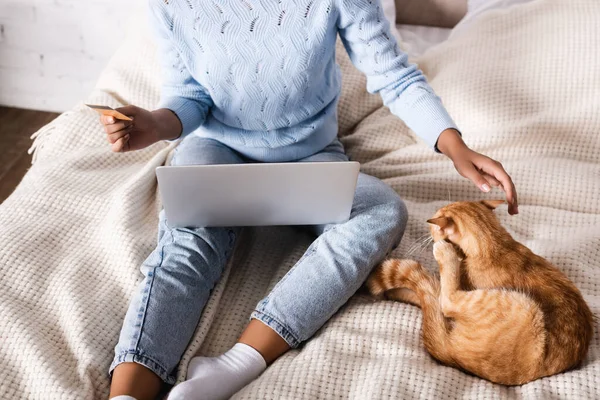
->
[1,0,599,398]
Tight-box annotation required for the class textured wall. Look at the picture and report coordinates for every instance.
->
[0,0,144,112]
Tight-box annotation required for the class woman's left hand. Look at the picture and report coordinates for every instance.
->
[436,129,519,215]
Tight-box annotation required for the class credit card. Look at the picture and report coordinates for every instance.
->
[85,104,133,121]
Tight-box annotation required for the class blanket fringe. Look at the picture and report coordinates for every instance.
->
[28,105,86,165]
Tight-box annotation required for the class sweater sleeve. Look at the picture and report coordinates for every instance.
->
[336,0,458,150]
[149,0,213,140]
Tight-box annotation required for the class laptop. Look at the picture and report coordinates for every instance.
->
[156,161,360,228]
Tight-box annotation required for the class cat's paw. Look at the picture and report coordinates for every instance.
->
[433,240,458,264]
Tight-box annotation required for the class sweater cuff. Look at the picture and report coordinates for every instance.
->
[388,85,459,151]
[158,96,207,142]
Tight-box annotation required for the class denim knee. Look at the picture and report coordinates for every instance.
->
[378,191,408,250]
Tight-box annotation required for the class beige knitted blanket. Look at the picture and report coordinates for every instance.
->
[1,0,599,398]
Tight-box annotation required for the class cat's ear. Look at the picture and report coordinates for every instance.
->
[427,217,451,229]
[481,200,505,210]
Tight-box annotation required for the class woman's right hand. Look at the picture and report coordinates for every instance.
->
[100,106,183,152]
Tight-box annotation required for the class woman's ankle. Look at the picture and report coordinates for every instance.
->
[110,362,163,400]
[237,319,291,364]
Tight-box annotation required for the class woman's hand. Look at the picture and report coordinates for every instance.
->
[436,129,519,215]
[100,106,183,152]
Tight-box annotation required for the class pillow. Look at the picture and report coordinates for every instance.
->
[457,0,537,30]
[395,0,467,28]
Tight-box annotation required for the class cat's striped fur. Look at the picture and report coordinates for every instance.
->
[367,200,594,385]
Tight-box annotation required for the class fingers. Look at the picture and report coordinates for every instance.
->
[492,164,519,215]
[101,116,132,152]
[111,134,130,153]
[456,160,492,193]
[477,158,519,215]
[99,115,114,125]
[115,105,138,119]
[481,172,501,188]
[107,126,131,145]
[97,105,138,153]
[101,117,132,134]
[455,150,519,215]
[98,105,137,125]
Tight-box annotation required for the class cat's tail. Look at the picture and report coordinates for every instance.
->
[367,259,433,304]
[366,259,419,306]
[367,259,455,366]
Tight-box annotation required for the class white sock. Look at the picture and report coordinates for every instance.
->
[110,396,138,400]
[168,343,267,400]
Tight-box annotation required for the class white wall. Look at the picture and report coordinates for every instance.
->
[0,0,144,113]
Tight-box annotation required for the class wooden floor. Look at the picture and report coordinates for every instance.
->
[0,107,59,204]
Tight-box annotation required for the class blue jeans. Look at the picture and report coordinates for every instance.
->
[110,136,408,384]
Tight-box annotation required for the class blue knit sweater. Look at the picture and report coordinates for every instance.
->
[150,0,458,162]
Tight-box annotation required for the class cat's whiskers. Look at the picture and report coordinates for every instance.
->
[414,236,434,257]
[404,233,429,253]
[405,234,430,254]
[406,235,434,256]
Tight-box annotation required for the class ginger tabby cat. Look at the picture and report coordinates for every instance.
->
[367,200,594,385]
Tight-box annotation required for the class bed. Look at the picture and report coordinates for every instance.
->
[1,0,599,398]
